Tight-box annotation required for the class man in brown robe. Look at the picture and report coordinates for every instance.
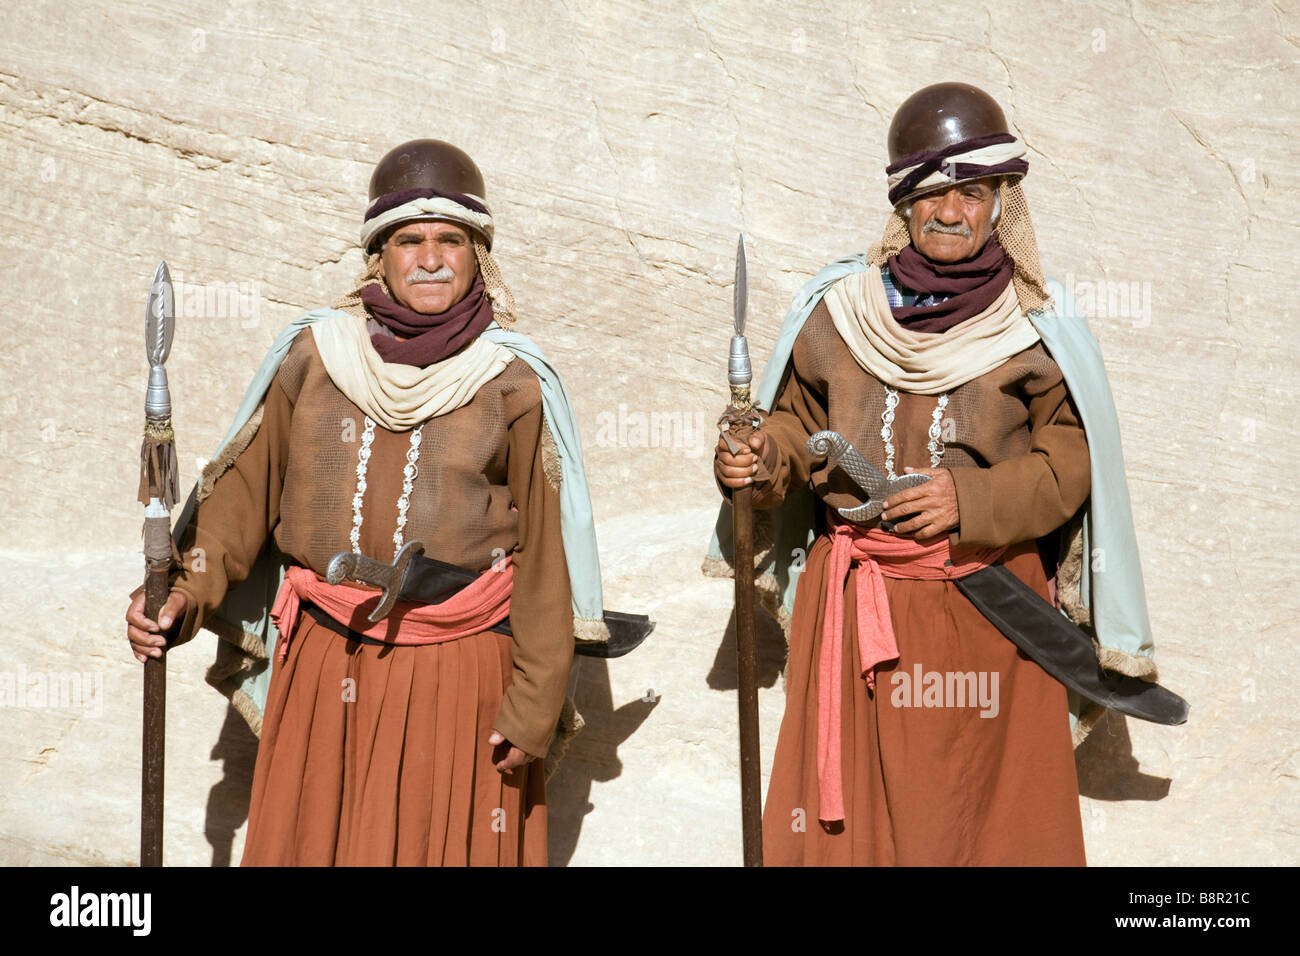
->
[126,140,578,866]
[715,83,1090,865]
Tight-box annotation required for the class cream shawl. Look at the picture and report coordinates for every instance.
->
[822,266,1041,396]
[308,310,513,430]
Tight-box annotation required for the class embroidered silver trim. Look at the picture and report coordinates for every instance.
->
[880,388,900,481]
[882,387,947,480]
[350,417,376,553]
[393,425,424,551]
[926,394,949,468]
[350,416,425,554]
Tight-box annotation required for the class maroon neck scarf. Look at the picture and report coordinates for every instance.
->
[885,235,1014,334]
[362,272,495,367]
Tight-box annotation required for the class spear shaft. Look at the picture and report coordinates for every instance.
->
[724,234,763,866]
[139,261,177,867]
[141,549,167,866]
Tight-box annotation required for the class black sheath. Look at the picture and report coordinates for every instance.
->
[952,562,1189,726]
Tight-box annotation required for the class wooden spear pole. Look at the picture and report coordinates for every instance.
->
[138,260,177,867]
[725,233,763,866]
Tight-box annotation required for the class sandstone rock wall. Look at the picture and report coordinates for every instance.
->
[1,0,1296,865]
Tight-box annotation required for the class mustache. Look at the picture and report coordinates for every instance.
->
[921,218,972,238]
[407,266,455,282]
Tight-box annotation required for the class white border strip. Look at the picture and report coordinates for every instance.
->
[361,196,494,249]
[888,140,1027,201]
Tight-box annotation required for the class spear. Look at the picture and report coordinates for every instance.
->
[720,234,763,866]
[137,261,177,867]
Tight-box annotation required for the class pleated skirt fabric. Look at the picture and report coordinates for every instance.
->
[240,610,547,866]
[762,535,1087,866]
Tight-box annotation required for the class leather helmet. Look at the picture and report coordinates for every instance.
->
[366,139,492,251]
[887,82,1012,164]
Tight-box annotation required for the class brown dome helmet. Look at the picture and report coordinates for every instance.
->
[885,83,1027,207]
[361,139,495,252]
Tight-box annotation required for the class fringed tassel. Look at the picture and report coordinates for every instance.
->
[138,418,180,510]
[543,696,586,780]
[474,240,517,327]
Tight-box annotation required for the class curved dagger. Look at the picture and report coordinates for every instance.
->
[806,430,929,524]
[327,540,426,623]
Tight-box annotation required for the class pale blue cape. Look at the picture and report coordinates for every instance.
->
[174,310,604,725]
[707,256,1156,672]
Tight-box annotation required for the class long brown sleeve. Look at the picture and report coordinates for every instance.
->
[492,408,575,759]
[749,358,829,510]
[948,379,1091,548]
[169,375,293,645]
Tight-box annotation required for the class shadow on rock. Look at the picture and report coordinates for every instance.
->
[204,703,258,866]
[706,603,787,691]
[1075,709,1172,801]
[547,656,658,866]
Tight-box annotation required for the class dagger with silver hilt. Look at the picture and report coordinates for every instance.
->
[138,261,178,867]
[719,233,763,867]
[806,430,929,529]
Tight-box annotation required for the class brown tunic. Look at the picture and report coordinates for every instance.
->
[753,302,1090,865]
[171,329,573,865]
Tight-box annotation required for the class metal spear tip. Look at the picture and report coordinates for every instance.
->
[145,260,175,367]
[733,232,748,337]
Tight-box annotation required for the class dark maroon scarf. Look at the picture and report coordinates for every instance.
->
[362,272,495,367]
[885,235,1014,334]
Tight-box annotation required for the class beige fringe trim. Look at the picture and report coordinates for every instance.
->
[544,695,586,780]
[206,617,267,661]
[700,554,732,579]
[1055,513,1157,681]
[331,252,384,316]
[227,688,264,738]
[193,592,274,737]
[1071,701,1106,748]
[540,417,562,492]
[1056,516,1091,629]
[574,617,611,645]
[202,620,271,738]
[1097,645,1158,681]
[197,404,265,505]
[474,240,517,327]
[699,508,777,578]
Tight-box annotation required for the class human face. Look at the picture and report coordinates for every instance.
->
[907,178,998,263]
[380,220,476,314]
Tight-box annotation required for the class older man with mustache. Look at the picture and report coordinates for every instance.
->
[712,83,1164,865]
[126,139,604,866]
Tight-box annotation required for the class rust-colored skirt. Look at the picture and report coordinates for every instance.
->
[240,610,547,866]
[762,535,1086,866]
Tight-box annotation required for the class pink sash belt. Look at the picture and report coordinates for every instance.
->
[817,519,1003,822]
[271,558,514,663]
